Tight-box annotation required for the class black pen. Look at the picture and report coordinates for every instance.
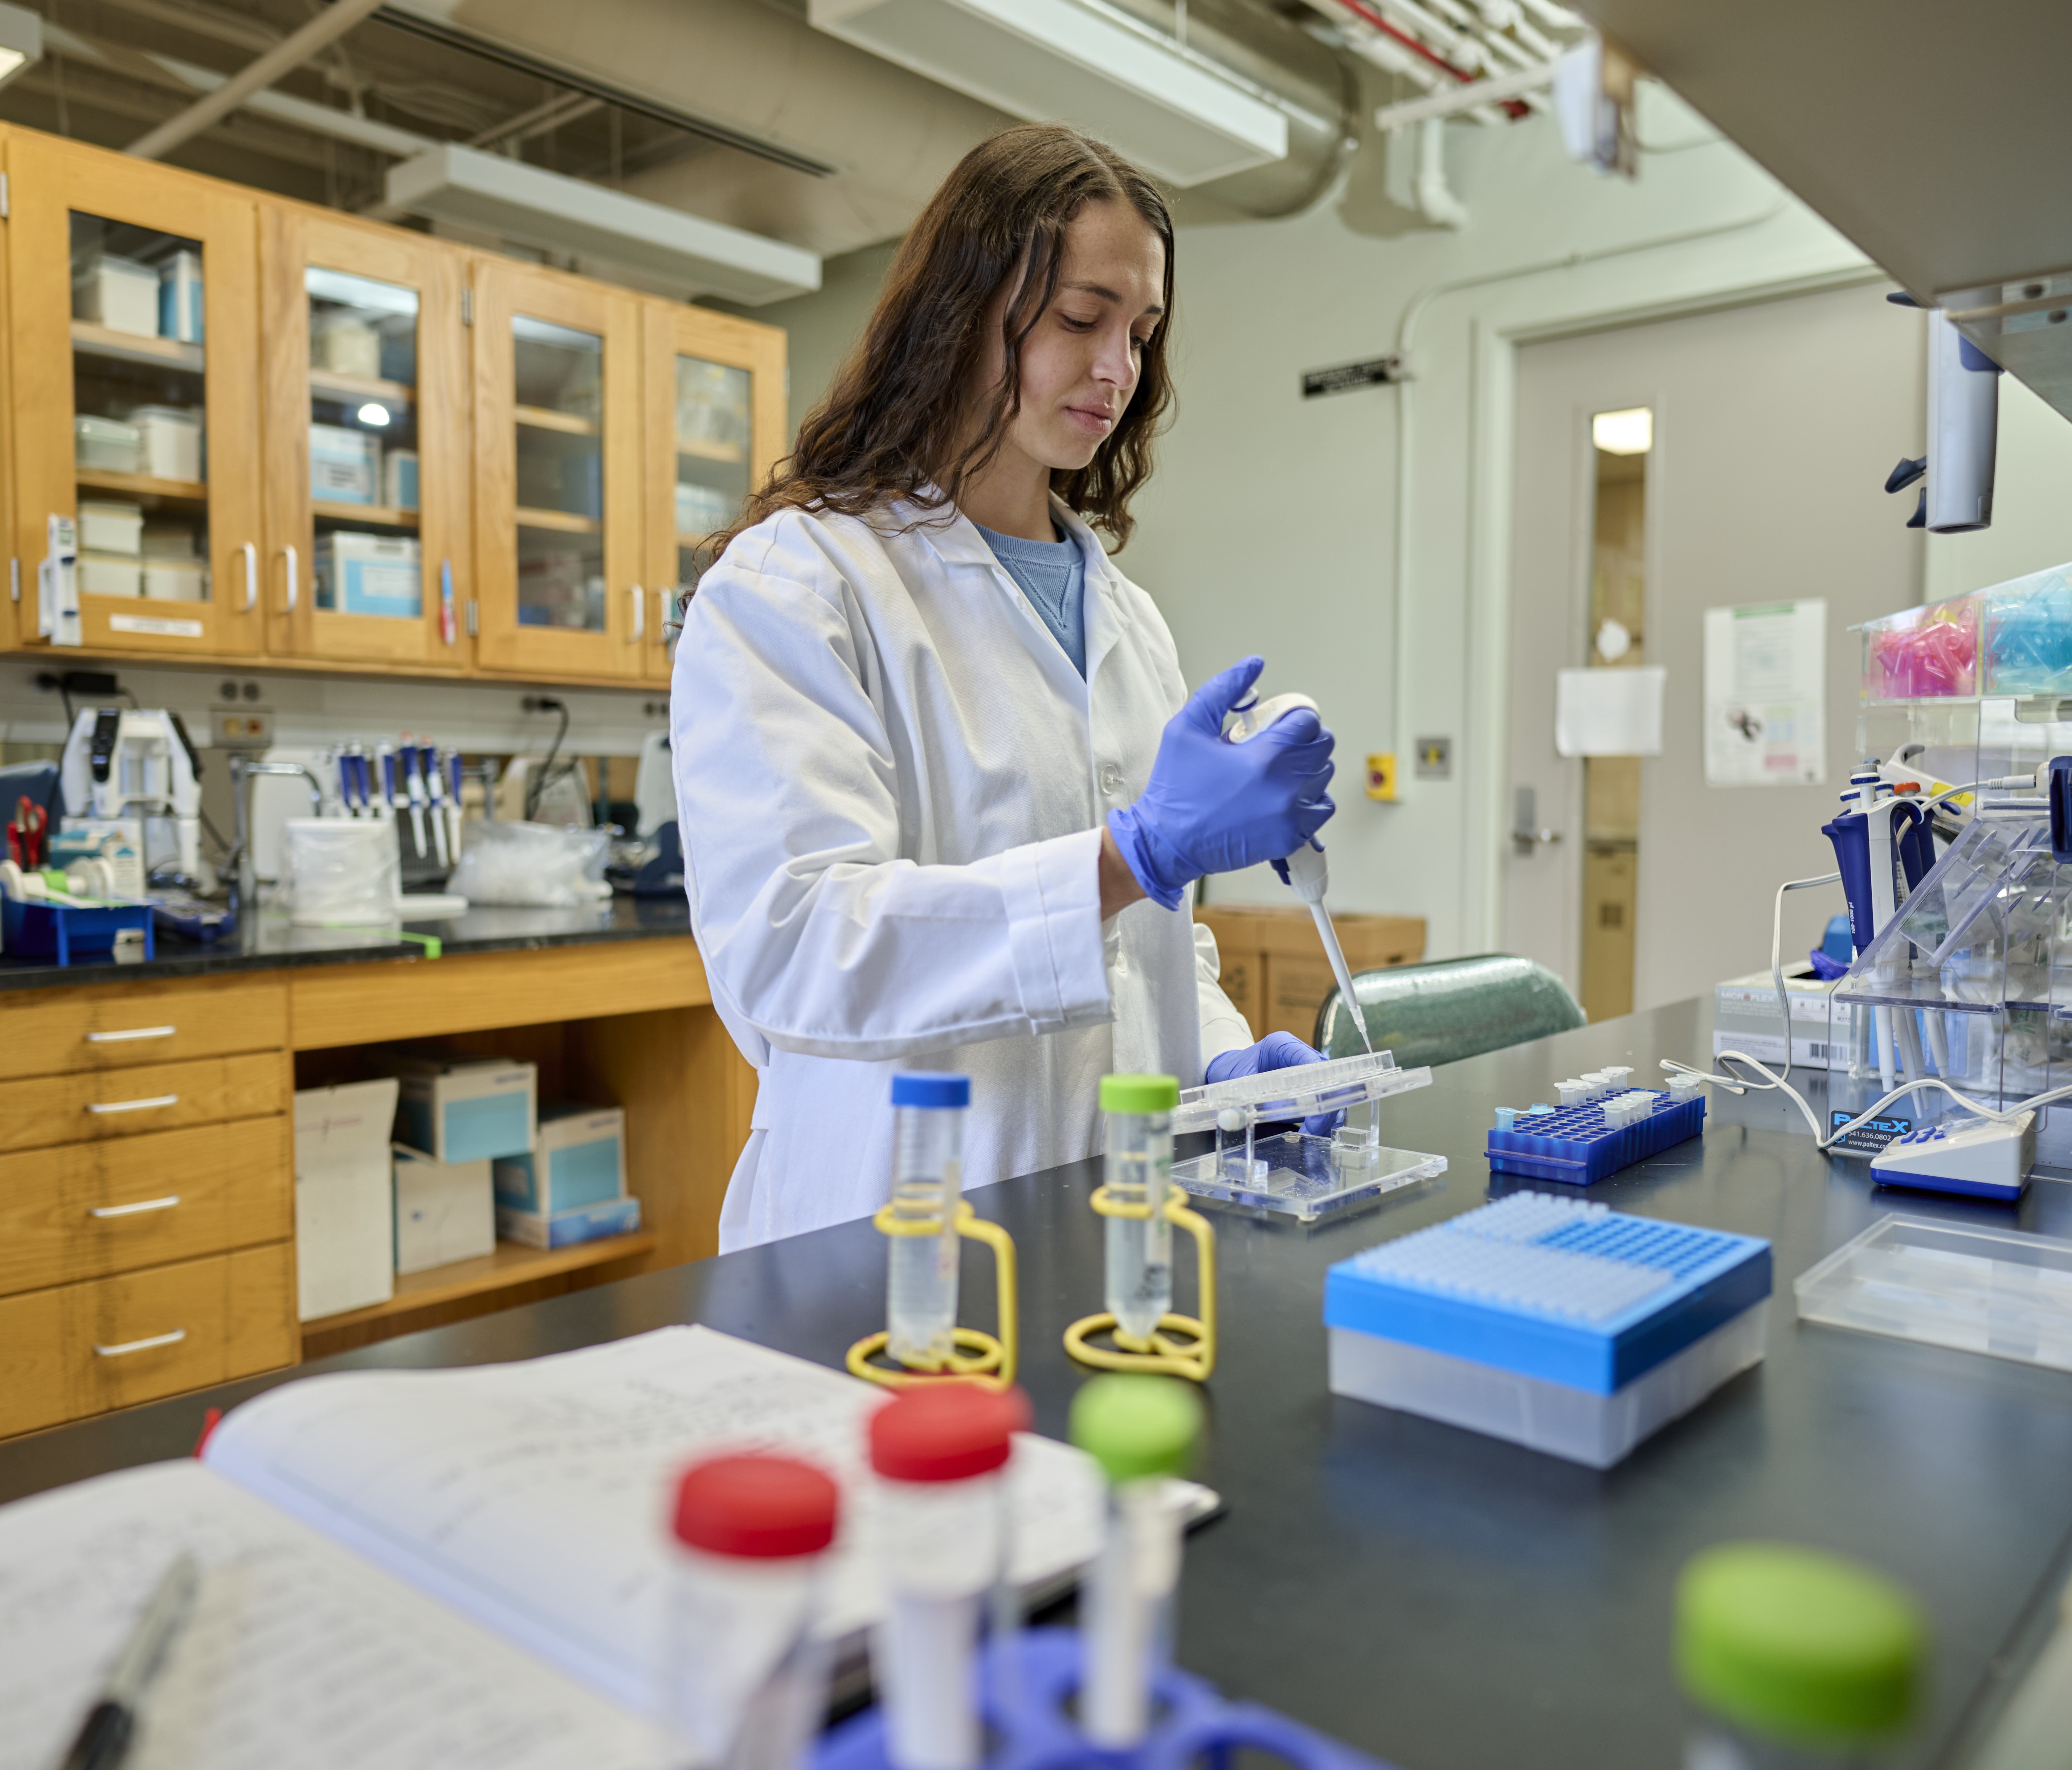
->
[58,1552,200,1770]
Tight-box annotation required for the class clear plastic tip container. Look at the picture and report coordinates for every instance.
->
[869,1385,1029,1770]
[887,1073,969,1370]
[1101,1075,1178,1345]
[1676,1542,1925,1768]
[1069,1375,1203,1749]
[665,1453,841,1770]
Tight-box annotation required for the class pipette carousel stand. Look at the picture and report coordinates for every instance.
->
[847,1073,1019,1392]
[1066,1074,1217,1382]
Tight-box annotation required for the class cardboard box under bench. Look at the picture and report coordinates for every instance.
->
[1194,904,1426,1043]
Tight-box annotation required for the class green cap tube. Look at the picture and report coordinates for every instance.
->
[1676,1542,1926,1748]
[1070,1375,1201,1486]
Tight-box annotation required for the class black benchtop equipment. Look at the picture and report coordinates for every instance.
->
[3,998,2069,1770]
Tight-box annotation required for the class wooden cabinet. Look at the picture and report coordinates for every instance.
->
[471,258,646,679]
[260,206,470,668]
[641,301,788,681]
[6,130,264,659]
[0,123,785,687]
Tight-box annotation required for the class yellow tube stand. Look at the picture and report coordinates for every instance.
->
[847,1200,1019,1391]
[1063,1185,1217,1382]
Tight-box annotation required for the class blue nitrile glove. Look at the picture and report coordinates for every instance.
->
[1107,657,1335,910]
[1205,1031,1343,1136]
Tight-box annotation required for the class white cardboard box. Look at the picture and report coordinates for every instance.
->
[393,1148,496,1274]
[391,1053,536,1164]
[294,1079,399,1321]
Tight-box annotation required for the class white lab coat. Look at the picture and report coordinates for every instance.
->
[671,492,1252,1250]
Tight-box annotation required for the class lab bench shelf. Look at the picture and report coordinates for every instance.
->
[299,1232,657,1353]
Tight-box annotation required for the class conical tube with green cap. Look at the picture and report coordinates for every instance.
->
[1675,1542,1926,1768]
[1101,1075,1178,1344]
[1070,1374,1202,1747]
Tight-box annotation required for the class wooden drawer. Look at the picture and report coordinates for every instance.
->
[0,1117,291,1297]
[0,975,287,1081]
[0,1053,286,1155]
[0,1242,297,1437]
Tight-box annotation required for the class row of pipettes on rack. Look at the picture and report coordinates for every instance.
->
[327,741,465,866]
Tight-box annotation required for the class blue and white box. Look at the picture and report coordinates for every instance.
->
[497,1192,643,1250]
[158,250,204,344]
[1325,1193,1771,1468]
[310,421,379,504]
[493,1103,625,1217]
[393,1148,496,1275]
[392,1054,536,1164]
[315,532,421,619]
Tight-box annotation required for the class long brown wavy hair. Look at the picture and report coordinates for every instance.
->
[713,123,1176,560]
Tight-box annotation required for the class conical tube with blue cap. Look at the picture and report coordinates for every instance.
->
[887,1073,968,1370]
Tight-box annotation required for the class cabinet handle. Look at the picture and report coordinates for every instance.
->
[283,544,299,613]
[655,585,670,647]
[85,1025,176,1044]
[629,583,645,643]
[93,1328,187,1358]
[86,1093,179,1116]
[241,541,258,612]
[90,1194,182,1219]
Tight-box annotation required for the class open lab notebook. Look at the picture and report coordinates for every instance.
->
[0,1326,1182,1770]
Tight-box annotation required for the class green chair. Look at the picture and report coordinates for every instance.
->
[1313,954,1585,1068]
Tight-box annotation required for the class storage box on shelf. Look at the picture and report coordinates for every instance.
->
[1194,903,1426,1041]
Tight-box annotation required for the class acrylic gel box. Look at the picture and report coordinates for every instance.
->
[493,1103,625,1217]
[391,1054,536,1164]
[293,1079,398,1320]
[1325,1193,1771,1468]
[392,1148,496,1274]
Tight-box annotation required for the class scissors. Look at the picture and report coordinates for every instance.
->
[7,795,45,868]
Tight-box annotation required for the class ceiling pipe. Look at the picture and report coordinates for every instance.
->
[1374,58,1555,130]
[125,0,388,160]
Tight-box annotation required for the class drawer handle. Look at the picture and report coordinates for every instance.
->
[93,1328,187,1359]
[85,1025,177,1044]
[89,1195,182,1220]
[86,1094,179,1116]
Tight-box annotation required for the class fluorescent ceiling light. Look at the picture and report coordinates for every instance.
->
[385,145,821,306]
[1593,407,1652,454]
[809,0,1288,188]
[0,1,43,90]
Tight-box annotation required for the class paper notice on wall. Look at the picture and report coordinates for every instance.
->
[1704,600,1826,787]
[1554,665,1665,757]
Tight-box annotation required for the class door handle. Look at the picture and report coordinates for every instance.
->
[1511,786,1564,854]
[629,583,645,643]
[655,584,670,647]
[86,1093,179,1115]
[241,541,258,612]
[90,1194,181,1219]
[85,1024,176,1044]
[283,544,299,613]
[93,1328,187,1358]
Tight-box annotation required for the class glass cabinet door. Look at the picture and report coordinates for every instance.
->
[474,259,642,678]
[7,132,261,657]
[642,302,787,681]
[261,209,466,665]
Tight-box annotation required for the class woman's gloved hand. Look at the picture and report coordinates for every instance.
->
[1205,1031,1343,1136]
[1107,656,1335,910]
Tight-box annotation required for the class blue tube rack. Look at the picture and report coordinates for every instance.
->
[1486,1090,1704,1187]
[1,894,153,966]
[812,1628,1393,1770]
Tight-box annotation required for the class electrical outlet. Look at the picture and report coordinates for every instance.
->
[210,705,274,748]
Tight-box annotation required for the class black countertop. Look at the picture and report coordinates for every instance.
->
[0,894,692,992]
[4,999,2071,1769]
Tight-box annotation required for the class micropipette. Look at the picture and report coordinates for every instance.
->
[1224,692,1372,1054]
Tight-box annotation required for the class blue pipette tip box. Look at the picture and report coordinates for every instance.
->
[1486,1088,1705,1186]
[1325,1193,1771,1467]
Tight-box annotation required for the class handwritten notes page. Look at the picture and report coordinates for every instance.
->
[204,1326,1106,1715]
[0,1462,672,1770]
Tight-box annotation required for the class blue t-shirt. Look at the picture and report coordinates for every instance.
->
[975,520,1087,679]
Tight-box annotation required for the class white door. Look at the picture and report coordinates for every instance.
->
[1504,283,1927,1013]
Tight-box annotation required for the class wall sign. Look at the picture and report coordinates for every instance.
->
[1301,356,1405,398]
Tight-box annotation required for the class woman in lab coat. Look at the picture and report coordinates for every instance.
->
[673,124,1337,1250]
